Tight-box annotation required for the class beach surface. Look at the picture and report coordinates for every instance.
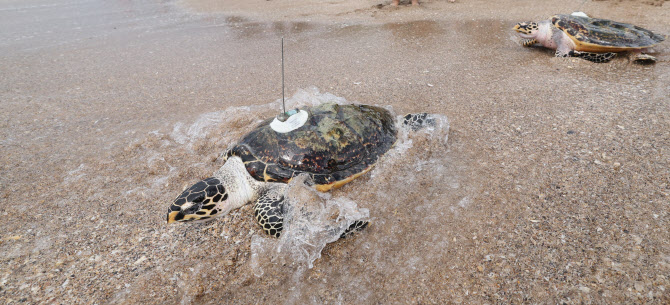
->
[1,0,669,303]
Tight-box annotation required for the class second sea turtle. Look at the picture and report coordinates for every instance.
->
[514,14,666,63]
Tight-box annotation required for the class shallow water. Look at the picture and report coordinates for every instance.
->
[1,0,669,303]
[71,86,462,304]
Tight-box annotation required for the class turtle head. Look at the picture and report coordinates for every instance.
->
[514,22,540,38]
[166,177,230,223]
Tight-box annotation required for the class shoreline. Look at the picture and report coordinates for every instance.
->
[1,0,669,303]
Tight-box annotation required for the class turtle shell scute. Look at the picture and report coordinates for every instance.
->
[227,103,397,184]
[552,14,665,48]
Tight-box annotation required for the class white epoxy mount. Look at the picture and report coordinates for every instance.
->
[270,109,309,133]
[271,38,310,134]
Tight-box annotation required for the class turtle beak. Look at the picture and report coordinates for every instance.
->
[166,210,182,224]
[166,203,191,224]
[165,202,209,224]
[165,182,205,224]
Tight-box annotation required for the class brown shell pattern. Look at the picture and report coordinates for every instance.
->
[552,14,665,48]
[224,103,397,186]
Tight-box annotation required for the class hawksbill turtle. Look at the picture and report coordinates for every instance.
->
[166,102,432,238]
[514,14,666,63]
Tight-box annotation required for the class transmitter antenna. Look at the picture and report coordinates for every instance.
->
[269,37,308,134]
[277,37,289,122]
[576,0,588,12]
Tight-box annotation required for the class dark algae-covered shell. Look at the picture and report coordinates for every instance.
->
[552,14,665,51]
[225,103,397,191]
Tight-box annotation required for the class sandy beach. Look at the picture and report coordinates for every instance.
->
[1,0,669,303]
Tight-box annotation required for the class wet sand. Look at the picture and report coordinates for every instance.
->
[1,0,669,303]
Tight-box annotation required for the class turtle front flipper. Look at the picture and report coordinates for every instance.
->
[253,187,370,239]
[253,186,286,238]
[570,51,616,63]
[521,38,538,47]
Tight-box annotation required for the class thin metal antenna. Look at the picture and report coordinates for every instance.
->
[277,37,289,122]
[576,0,588,12]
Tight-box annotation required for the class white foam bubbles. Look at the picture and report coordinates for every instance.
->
[251,174,369,277]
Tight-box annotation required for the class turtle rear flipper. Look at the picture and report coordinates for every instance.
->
[570,51,616,63]
[632,53,657,64]
[403,113,435,131]
[340,220,369,238]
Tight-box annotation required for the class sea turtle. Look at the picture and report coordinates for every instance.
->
[514,14,666,63]
[166,102,431,238]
